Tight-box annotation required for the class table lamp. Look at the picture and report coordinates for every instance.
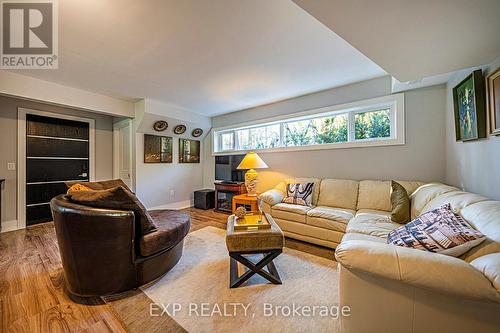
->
[237,151,268,196]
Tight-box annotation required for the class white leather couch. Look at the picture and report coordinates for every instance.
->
[260,178,424,248]
[260,180,500,332]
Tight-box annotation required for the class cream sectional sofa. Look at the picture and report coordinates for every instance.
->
[260,178,424,248]
[261,180,500,333]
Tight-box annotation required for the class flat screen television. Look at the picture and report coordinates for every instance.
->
[215,154,245,183]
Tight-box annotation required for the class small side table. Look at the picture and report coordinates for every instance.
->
[232,193,259,213]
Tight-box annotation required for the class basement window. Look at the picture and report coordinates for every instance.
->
[212,93,404,154]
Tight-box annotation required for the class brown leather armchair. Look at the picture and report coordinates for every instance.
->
[50,195,190,301]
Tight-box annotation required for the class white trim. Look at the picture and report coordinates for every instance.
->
[212,93,405,155]
[1,220,19,233]
[148,200,193,211]
[17,108,96,229]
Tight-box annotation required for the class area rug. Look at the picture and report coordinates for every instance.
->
[140,226,340,333]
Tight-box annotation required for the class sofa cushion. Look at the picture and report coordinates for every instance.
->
[355,209,392,219]
[282,183,314,206]
[271,203,312,223]
[347,211,399,238]
[306,206,355,232]
[341,232,386,244]
[470,253,500,292]
[273,217,344,245]
[140,210,190,257]
[357,180,392,212]
[390,180,410,223]
[387,204,486,257]
[421,191,488,215]
[460,201,500,262]
[410,183,459,219]
[317,179,359,210]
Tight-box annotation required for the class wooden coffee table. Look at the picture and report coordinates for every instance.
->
[226,213,284,288]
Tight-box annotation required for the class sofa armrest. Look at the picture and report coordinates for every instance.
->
[259,189,284,206]
[335,240,500,303]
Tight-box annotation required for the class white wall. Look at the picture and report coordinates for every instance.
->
[203,76,447,192]
[135,133,205,209]
[445,56,500,200]
[134,99,210,209]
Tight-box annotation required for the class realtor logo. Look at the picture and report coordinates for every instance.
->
[1,0,58,69]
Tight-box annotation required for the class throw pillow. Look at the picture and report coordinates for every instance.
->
[65,179,133,193]
[387,203,485,257]
[282,183,314,206]
[390,180,410,223]
[67,186,157,235]
[67,183,91,195]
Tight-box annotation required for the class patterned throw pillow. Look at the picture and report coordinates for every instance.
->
[387,204,485,257]
[282,183,314,206]
[67,183,91,195]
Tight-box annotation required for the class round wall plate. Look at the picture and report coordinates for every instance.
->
[174,124,187,135]
[192,128,203,137]
[153,120,168,132]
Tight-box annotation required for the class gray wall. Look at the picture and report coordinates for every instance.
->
[445,56,500,200]
[0,95,114,226]
[203,77,447,192]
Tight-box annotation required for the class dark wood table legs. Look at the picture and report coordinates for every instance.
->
[229,249,282,288]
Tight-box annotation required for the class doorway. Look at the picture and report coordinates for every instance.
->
[18,108,95,228]
[113,118,133,189]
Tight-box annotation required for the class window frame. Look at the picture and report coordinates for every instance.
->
[212,93,404,155]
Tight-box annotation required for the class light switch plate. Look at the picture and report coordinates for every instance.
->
[7,162,16,171]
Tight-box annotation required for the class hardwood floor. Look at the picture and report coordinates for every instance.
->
[0,208,335,332]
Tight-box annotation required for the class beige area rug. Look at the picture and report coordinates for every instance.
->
[141,226,340,333]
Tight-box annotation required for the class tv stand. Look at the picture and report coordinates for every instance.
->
[214,182,246,213]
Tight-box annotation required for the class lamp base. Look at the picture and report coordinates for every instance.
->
[244,169,258,196]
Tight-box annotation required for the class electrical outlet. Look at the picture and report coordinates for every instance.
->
[7,162,16,171]
[170,189,175,197]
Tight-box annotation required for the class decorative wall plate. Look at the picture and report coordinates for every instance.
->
[173,124,187,135]
[153,120,168,132]
[192,128,203,137]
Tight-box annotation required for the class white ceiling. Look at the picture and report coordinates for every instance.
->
[293,0,500,82]
[13,0,385,116]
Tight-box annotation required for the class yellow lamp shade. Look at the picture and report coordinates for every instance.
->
[237,152,268,170]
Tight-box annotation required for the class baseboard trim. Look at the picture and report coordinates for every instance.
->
[148,200,193,211]
[1,220,20,233]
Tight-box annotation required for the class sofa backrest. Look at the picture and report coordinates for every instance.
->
[356,180,424,212]
[410,183,500,262]
[317,179,359,210]
[410,183,458,219]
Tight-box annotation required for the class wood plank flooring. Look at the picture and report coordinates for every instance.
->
[0,208,335,332]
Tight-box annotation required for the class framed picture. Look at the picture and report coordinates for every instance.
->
[179,139,200,163]
[144,134,172,163]
[486,67,500,136]
[453,70,486,141]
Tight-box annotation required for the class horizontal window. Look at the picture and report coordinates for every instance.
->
[212,93,404,154]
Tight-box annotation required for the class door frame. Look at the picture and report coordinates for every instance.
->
[17,108,96,229]
[113,118,133,190]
